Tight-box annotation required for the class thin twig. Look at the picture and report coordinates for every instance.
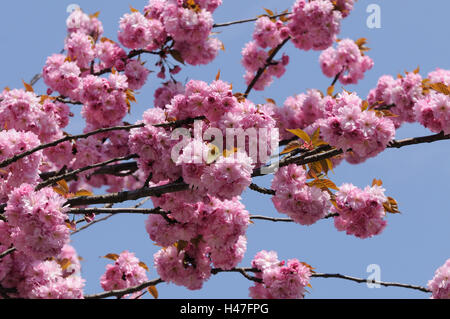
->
[71,198,151,236]
[311,273,430,293]
[244,37,290,98]
[65,181,189,207]
[84,267,431,299]
[0,116,205,170]
[249,183,275,195]
[84,278,164,299]
[37,154,138,190]
[213,12,291,28]
[0,247,16,259]
[69,207,163,216]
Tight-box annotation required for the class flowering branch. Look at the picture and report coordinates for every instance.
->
[0,116,204,170]
[0,247,16,259]
[65,181,189,207]
[244,37,290,98]
[71,198,151,236]
[84,278,164,299]
[311,273,430,293]
[84,267,430,299]
[37,154,139,190]
[213,13,291,28]
[69,207,164,216]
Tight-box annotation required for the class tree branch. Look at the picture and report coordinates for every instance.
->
[311,273,430,293]
[84,267,430,299]
[37,154,139,190]
[0,116,205,170]
[71,198,151,236]
[0,247,16,259]
[244,37,290,98]
[69,207,163,216]
[213,13,291,28]
[65,181,189,207]
[84,278,164,299]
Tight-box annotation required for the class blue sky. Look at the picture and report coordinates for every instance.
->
[1,0,449,298]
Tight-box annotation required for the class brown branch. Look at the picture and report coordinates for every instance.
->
[250,215,293,223]
[84,266,430,299]
[249,183,275,195]
[0,123,143,169]
[311,273,430,293]
[65,181,189,207]
[244,37,290,98]
[84,278,164,299]
[0,116,205,170]
[37,154,138,190]
[68,207,163,216]
[55,97,83,105]
[387,131,450,149]
[90,161,139,177]
[250,213,337,223]
[213,12,291,28]
[71,198,151,236]
[65,131,450,207]
[0,247,16,259]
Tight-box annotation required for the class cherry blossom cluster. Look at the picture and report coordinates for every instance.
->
[241,15,290,91]
[100,251,148,294]
[368,72,423,127]
[0,89,72,171]
[332,183,388,239]
[271,164,331,225]
[5,184,70,260]
[249,250,312,299]
[288,0,347,51]
[270,89,334,140]
[428,259,450,299]
[0,130,42,201]
[119,0,223,66]
[0,244,84,299]
[319,38,374,85]
[149,191,249,289]
[414,91,450,135]
[319,91,396,164]
[129,79,277,190]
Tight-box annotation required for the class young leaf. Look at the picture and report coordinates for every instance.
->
[308,179,339,191]
[53,180,70,196]
[89,11,100,18]
[22,80,34,93]
[75,190,94,197]
[311,127,321,146]
[286,129,311,142]
[430,82,450,95]
[139,261,149,271]
[327,85,335,96]
[65,221,77,231]
[280,140,302,155]
[58,258,72,271]
[148,286,159,299]
[264,8,274,16]
[169,50,185,65]
[215,69,221,81]
[265,98,276,105]
[130,5,139,13]
[372,179,383,187]
[103,253,120,261]
[383,196,400,214]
